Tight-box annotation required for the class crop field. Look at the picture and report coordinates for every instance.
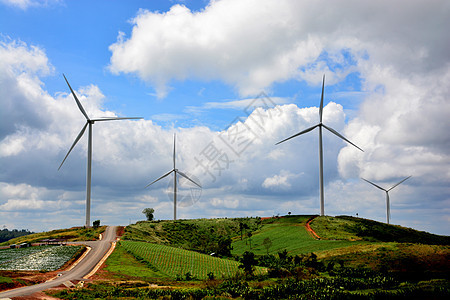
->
[121,241,267,279]
[0,245,82,271]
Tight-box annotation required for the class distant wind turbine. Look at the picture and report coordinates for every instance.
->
[145,133,201,220]
[276,75,364,216]
[362,176,411,224]
[58,74,143,228]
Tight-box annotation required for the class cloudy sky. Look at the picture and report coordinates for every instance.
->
[1,0,449,235]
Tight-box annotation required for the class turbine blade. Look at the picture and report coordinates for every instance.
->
[177,170,202,188]
[145,170,173,188]
[58,122,88,170]
[387,176,412,191]
[319,74,325,123]
[63,74,90,121]
[173,133,176,169]
[91,117,143,122]
[322,124,364,152]
[275,124,319,145]
[361,178,386,191]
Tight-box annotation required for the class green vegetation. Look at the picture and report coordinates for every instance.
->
[0,228,34,243]
[232,215,365,256]
[123,217,262,255]
[51,275,449,299]
[310,216,450,244]
[120,241,267,279]
[0,226,106,246]
[2,214,448,299]
[104,241,164,280]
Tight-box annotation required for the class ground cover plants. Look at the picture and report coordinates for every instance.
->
[0,245,83,271]
[0,226,106,246]
[121,240,267,280]
[2,215,449,299]
[231,215,365,256]
[310,216,450,244]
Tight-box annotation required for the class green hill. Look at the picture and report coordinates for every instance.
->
[0,226,106,246]
[123,215,449,259]
[310,216,450,244]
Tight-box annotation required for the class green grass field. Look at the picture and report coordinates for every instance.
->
[120,241,267,279]
[310,216,450,244]
[104,241,164,280]
[232,215,366,256]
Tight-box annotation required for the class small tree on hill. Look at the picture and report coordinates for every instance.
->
[217,236,233,257]
[93,220,100,228]
[239,251,257,276]
[142,208,155,221]
[263,237,272,255]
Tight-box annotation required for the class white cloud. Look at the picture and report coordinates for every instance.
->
[109,0,450,98]
[2,0,450,235]
[0,0,62,10]
[186,96,289,113]
[262,170,299,190]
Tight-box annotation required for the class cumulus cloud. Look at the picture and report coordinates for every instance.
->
[2,0,450,235]
[109,0,450,98]
[262,170,300,190]
[0,0,61,10]
[0,39,350,230]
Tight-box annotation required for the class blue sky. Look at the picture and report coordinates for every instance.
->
[1,0,449,235]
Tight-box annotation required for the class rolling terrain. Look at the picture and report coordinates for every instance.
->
[1,216,449,299]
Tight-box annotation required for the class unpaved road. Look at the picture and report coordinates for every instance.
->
[0,226,117,299]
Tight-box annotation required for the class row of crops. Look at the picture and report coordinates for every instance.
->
[121,241,267,279]
[0,245,82,271]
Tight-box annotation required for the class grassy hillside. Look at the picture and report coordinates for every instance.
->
[231,215,365,256]
[0,226,106,246]
[123,217,262,254]
[119,241,266,279]
[310,216,450,244]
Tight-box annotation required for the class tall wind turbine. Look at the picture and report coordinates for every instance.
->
[58,74,143,228]
[145,133,201,220]
[276,75,363,216]
[362,176,411,224]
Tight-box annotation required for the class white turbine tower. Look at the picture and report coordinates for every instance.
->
[145,133,201,220]
[276,75,363,216]
[58,74,143,228]
[362,176,411,224]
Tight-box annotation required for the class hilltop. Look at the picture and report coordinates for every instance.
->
[123,215,449,254]
[0,226,106,246]
[310,215,450,244]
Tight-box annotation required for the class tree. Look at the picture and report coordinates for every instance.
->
[239,251,257,276]
[217,236,233,257]
[93,220,100,228]
[247,231,253,248]
[263,237,272,255]
[142,208,155,221]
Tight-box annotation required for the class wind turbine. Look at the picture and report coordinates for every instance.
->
[276,75,363,216]
[362,176,411,224]
[145,133,201,220]
[58,74,143,228]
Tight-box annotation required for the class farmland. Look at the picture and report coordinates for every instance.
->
[0,245,83,271]
[120,240,267,279]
